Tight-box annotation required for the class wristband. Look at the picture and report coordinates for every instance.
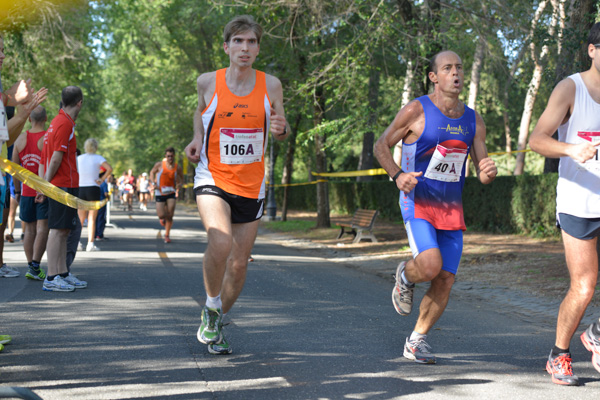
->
[392,170,402,183]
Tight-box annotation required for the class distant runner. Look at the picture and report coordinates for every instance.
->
[149,147,182,243]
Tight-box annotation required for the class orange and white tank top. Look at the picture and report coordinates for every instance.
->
[194,68,271,199]
[155,159,178,196]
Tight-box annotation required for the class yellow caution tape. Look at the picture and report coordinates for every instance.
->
[312,169,386,178]
[0,159,108,210]
[312,149,533,178]
[266,179,328,188]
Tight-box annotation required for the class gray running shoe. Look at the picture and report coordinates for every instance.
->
[0,264,19,278]
[197,306,223,344]
[64,273,87,289]
[581,323,600,374]
[404,337,436,364]
[392,261,414,315]
[546,351,579,386]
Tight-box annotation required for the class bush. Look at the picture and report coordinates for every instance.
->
[274,173,560,238]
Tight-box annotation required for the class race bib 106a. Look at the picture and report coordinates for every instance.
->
[424,145,468,182]
[220,128,263,165]
[577,131,600,172]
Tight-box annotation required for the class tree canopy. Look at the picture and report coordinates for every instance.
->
[1,0,598,179]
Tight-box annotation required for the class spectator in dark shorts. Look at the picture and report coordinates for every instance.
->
[77,138,112,252]
[95,172,110,240]
[39,86,87,292]
[11,105,49,281]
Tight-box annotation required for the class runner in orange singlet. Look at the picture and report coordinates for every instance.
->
[149,147,182,243]
[185,15,289,355]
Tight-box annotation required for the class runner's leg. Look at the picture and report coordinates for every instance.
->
[197,194,233,299]
[164,198,176,238]
[414,270,455,335]
[555,231,598,349]
[221,219,260,314]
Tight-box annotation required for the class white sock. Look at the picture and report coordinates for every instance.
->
[205,294,222,310]
[401,271,414,286]
[409,331,427,342]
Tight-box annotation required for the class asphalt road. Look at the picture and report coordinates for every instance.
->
[1,202,599,399]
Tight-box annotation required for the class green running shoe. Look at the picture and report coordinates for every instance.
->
[25,267,46,281]
[0,335,12,345]
[0,343,3,352]
[197,306,223,344]
[208,335,233,355]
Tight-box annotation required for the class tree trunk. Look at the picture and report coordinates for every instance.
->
[357,66,379,182]
[514,0,555,175]
[393,59,414,166]
[314,85,330,228]
[281,114,302,222]
[465,34,486,177]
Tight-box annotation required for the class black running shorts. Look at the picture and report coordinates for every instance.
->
[557,213,600,240]
[194,185,264,224]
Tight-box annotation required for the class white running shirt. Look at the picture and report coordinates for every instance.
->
[556,73,600,218]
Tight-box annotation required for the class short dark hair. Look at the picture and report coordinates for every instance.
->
[588,22,600,46]
[61,86,83,108]
[223,15,263,44]
[165,146,175,154]
[29,106,47,123]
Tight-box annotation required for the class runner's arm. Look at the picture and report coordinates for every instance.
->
[45,151,64,182]
[266,75,288,141]
[470,112,497,185]
[149,162,160,186]
[185,73,212,163]
[529,78,598,163]
[374,100,424,193]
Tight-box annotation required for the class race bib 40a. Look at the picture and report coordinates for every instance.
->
[424,145,468,183]
[220,128,263,165]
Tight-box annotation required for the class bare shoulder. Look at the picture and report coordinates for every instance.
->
[400,99,424,121]
[14,131,27,152]
[197,72,217,94]
[551,77,576,102]
[264,73,283,92]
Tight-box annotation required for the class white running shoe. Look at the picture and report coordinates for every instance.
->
[77,242,83,251]
[86,242,100,252]
[64,273,87,289]
[0,264,19,278]
[43,276,75,292]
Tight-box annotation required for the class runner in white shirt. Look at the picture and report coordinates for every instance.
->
[529,22,600,386]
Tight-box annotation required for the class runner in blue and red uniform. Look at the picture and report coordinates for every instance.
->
[375,50,497,364]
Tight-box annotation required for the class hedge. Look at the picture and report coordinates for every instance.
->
[274,173,560,237]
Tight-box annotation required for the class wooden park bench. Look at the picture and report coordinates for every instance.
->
[336,209,379,244]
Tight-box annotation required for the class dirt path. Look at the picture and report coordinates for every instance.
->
[262,211,597,306]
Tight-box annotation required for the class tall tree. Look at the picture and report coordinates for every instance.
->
[514,0,560,175]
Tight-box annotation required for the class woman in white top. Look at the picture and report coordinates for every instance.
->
[77,138,112,251]
[138,172,150,211]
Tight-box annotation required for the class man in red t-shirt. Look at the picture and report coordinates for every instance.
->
[40,86,87,292]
